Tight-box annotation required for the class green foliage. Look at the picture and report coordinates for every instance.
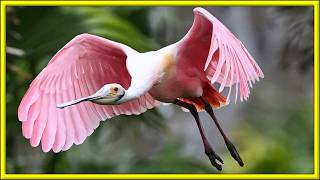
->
[222,102,314,173]
[125,142,214,173]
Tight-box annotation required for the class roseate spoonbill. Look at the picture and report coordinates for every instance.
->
[18,7,264,170]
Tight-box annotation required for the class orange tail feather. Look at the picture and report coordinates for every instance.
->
[179,83,228,111]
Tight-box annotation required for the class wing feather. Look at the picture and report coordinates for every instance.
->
[52,92,66,153]
[18,33,159,152]
[176,8,264,102]
[30,93,48,147]
[62,107,74,151]
[41,95,57,152]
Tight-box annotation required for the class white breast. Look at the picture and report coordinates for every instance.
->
[126,46,175,86]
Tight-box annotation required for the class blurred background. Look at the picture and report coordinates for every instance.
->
[6,6,314,174]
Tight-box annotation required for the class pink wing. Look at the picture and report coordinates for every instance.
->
[18,34,159,153]
[176,7,264,102]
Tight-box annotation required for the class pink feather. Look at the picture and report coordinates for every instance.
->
[176,7,264,102]
[18,34,159,152]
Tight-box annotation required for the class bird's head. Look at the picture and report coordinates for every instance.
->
[57,83,126,109]
[91,83,126,105]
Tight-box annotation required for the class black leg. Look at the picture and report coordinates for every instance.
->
[200,97,244,166]
[173,99,223,171]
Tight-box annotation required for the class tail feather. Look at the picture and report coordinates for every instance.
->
[179,82,228,111]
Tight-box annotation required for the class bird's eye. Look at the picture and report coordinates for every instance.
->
[114,87,118,92]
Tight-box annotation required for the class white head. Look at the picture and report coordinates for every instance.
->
[91,83,126,105]
[57,83,126,109]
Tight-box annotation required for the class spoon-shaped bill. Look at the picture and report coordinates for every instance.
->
[57,96,94,109]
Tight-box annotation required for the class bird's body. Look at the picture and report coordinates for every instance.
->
[126,47,203,103]
[18,7,264,170]
[125,45,224,108]
[149,51,205,103]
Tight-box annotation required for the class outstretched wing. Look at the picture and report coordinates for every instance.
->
[176,7,264,102]
[18,34,159,153]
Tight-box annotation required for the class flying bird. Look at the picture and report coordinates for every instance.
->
[18,7,264,170]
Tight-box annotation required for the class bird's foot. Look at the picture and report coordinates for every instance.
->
[205,149,224,171]
[225,139,244,166]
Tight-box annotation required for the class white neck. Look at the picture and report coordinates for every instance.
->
[116,86,144,104]
[116,63,159,103]
[116,47,175,104]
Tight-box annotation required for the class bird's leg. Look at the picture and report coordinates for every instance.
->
[200,97,244,166]
[173,99,223,171]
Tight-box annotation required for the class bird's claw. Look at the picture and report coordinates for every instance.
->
[225,139,244,166]
[205,150,224,171]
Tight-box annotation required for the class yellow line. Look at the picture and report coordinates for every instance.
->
[314,1,320,179]
[0,0,317,6]
[0,1,7,178]
[1,174,318,179]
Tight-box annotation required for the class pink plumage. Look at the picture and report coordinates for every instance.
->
[18,7,263,170]
[18,34,159,152]
[176,8,263,103]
